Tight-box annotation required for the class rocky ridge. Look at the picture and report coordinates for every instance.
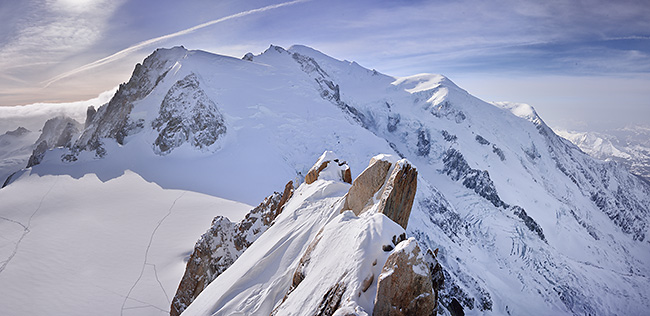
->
[7,45,650,315]
[178,152,440,316]
[27,116,82,168]
[170,180,294,316]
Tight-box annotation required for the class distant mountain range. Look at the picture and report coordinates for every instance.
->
[556,126,650,182]
[0,45,649,316]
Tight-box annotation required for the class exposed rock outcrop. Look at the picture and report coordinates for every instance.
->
[343,155,418,229]
[73,46,188,156]
[170,181,293,316]
[84,106,96,129]
[26,116,82,168]
[377,161,418,230]
[343,157,392,215]
[374,238,440,316]
[152,73,226,155]
[26,141,48,168]
[304,151,352,184]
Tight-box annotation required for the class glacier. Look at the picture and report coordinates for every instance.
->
[0,44,648,315]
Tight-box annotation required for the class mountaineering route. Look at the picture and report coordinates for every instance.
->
[0,178,58,275]
[121,191,186,315]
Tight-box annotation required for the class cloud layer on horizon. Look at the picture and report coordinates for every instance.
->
[1,0,648,130]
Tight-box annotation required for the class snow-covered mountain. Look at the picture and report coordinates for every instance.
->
[0,90,113,185]
[1,44,649,316]
[556,126,650,182]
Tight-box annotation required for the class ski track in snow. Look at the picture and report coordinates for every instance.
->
[91,283,168,313]
[0,178,58,274]
[120,191,185,315]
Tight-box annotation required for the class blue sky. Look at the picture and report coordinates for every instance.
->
[1,0,649,131]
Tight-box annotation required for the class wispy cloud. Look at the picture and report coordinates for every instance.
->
[42,0,310,87]
[0,1,123,74]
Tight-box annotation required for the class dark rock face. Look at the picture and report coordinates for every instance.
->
[442,149,506,209]
[74,46,187,156]
[492,145,505,161]
[475,135,490,145]
[387,114,400,133]
[512,206,546,242]
[441,130,457,142]
[170,181,293,316]
[417,128,431,156]
[26,141,48,168]
[373,238,439,316]
[84,106,96,129]
[27,116,82,168]
[316,282,346,316]
[152,73,226,155]
[377,161,418,230]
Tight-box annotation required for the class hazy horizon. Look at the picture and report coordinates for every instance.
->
[1,0,649,131]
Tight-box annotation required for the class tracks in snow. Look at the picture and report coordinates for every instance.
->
[0,178,58,275]
[121,191,186,315]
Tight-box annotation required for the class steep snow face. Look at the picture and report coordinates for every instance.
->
[2,44,650,315]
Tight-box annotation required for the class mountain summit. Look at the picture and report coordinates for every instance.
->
[1,44,649,315]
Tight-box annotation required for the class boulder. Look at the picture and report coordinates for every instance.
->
[374,238,438,316]
[343,158,392,215]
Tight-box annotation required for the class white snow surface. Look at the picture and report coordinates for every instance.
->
[1,44,649,315]
[0,170,250,316]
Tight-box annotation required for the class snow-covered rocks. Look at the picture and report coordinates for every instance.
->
[26,116,82,168]
[74,46,188,155]
[304,151,352,184]
[3,43,650,315]
[171,181,293,316]
[178,152,431,316]
[152,73,227,155]
[374,237,439,316]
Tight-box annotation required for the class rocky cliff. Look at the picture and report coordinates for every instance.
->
[26,116,82,168]
[179,152,440,316]
[170,181,293,316]
[8,44,650,315]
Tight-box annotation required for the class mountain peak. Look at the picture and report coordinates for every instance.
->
[3,44,650,316]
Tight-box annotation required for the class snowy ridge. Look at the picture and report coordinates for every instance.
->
[182,153,436,316]
[0,44,649,315]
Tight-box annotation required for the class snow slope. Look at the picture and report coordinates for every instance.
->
[183,154,409,316]
[1,44,649,315]
[0,171,250,315]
